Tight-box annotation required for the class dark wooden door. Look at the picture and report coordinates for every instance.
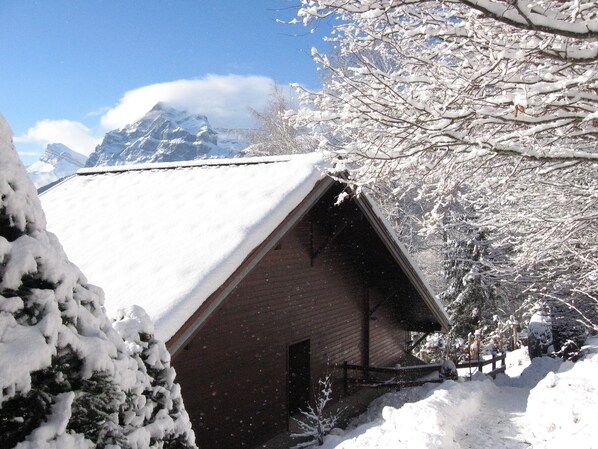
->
[288,339,311,415]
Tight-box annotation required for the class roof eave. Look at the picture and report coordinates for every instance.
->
[353,193,451,332]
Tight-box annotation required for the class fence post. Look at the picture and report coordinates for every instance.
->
[343,361,348,396]
[491,353,497,379]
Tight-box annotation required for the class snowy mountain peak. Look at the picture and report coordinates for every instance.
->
[39,143,87,167]
[129,102,213,137]
[27,143,87,189]
[86,103,242,167]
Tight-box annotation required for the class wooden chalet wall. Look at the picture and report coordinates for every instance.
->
[172,190,410,449]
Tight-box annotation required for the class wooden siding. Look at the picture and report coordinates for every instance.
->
[368,288,410,367]
[173,196,412,449]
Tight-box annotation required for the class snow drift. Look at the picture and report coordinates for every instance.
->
[317,339,597,449]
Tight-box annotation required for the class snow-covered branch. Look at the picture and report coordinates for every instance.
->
[299,0,598,39]
[294,0,597,343]
[459,0,598,39]
[291,375,343,447]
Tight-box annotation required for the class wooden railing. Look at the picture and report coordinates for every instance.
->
[456,352,507,379]
[341,362,443,395]
[341,352,507,395]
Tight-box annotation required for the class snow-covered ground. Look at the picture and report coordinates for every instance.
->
[317,337,598,449]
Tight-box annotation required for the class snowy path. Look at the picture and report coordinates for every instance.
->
[318,345,598,449]
[320,375,537,449]
[454,383,531,449]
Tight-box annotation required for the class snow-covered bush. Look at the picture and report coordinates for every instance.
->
[416,333,466,363]
[527,297,592,361]
[291,375,343,448]
[549,298,589,352]
[416,333,446,362]
[528,306,554,359]
[0,114,196,448]
[439,360,458,380]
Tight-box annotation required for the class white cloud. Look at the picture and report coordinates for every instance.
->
[100,74,276,130]
[15,119,101,156]
[15,74,280,162]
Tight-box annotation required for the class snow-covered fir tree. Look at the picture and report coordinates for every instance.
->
[0,114,196,449]
[113,306,196,448]
[440,202,507,341]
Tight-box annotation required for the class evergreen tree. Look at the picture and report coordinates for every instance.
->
[0,114,196,448]
[440,202,506,342]
[113,306,196,449]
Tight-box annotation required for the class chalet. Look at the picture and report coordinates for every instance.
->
[40,154,449,448]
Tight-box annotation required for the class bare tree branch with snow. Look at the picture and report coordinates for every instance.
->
[291,0,597,336]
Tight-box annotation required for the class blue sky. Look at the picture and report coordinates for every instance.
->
[0,0,331,165]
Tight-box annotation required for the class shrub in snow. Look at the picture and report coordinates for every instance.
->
[528,292,591,360]
[528,306,554,359]
[550,299,589,353]
[291,375,343,448]
[0,114,196,449]
[552,339,583,362]
[417,333,466,363]
[439,360,458,380]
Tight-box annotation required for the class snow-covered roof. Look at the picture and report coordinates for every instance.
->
[41,154,326,342]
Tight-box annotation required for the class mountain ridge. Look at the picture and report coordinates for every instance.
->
[86,103,245,167]
[26,104,252,189]
[26,143,87,189]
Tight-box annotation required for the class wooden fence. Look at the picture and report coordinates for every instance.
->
[455,352,507,379]
[341,352,507,395]
[341,361,443,395]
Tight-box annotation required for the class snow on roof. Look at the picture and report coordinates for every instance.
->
[40,154,326,342]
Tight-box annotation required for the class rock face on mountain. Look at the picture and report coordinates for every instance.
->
[86,103,241,167]
[26,143,87,189]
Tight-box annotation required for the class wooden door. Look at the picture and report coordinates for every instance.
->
[288,339,311,415]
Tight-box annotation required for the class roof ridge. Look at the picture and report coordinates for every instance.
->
[76,154,304,176]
